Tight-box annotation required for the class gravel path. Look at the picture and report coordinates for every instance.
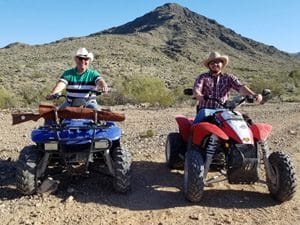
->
[0,103,299,225]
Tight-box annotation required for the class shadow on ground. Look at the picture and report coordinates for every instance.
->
[0,159,279,209]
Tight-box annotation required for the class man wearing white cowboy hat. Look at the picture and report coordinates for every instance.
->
[193,51,262,123]
[46,47,109,110]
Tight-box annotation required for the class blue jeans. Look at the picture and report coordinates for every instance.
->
[59,100,101,111]
[193,108,224,124]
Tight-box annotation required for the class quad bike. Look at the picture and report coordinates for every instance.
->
[13,91,131,195]
[165,89,297,203]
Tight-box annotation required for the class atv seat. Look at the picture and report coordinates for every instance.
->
[175,115,194,142]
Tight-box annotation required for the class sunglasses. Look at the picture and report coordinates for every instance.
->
[209,60,223,65]
[76,56,89,61]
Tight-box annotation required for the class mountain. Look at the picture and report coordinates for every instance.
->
[0,3,299,104]
[292,52,300,58]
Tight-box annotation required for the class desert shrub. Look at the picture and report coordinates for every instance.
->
[139,129,155,138]
[19,84,52,106]
[289,70,300,87]
[123,75,175,106]
[0,87,17,108]
[100,76,174,107]
[249,78,284,98]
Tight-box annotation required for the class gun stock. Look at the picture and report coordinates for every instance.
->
[12,112,41,125]
[12,104,56,125]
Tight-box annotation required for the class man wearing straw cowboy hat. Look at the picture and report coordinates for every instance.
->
[46,47,109,110]
[193,51,262,123]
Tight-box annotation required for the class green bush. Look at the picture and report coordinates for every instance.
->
[0,87,17,108]
[249,78,284,98]
[289,70,300,87]
[100,75,175,107]
[19,84,52,106]
[122,75,174,106]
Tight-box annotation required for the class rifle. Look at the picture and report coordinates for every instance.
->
[12,105,125,125]
[12,103,56,125]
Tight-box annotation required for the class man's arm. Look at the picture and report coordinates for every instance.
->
[193,75,204,102]
[96,77,109,94]
[46,81,67,100]
[239,86,262,103]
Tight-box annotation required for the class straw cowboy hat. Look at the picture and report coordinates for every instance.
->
[75,47,94,62]
[203,51,229,68]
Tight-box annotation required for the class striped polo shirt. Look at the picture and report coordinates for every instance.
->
[59,68,101,101]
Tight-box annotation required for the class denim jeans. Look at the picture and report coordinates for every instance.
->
[193,108,224,124]
[59,100,100,111]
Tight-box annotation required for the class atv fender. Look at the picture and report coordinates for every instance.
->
[250,123,272,141]
[192,122,229,145]
[175,115,194,142]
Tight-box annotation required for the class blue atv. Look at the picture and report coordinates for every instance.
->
[13,92,131,194]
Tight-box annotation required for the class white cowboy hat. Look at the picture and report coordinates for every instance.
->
[75,47,94,62]
[203,51,229,68]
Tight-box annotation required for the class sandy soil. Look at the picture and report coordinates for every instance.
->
[0,102,299,225]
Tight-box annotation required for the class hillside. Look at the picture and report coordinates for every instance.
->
[0,3,300,106]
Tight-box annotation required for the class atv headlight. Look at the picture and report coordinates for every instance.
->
[44,142,58,151]
[94,139,110,149]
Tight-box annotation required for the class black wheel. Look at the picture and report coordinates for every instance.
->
[165,133,185,169]
[111,147,132,193]
[16,145,43,195]
[267,151,297,202]
[183,150,205,202]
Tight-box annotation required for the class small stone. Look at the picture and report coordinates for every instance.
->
[189,214,200,220]
[289,130,297,135]
[65,195,74,203]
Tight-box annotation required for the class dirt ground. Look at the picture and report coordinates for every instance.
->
[0,102,299,225]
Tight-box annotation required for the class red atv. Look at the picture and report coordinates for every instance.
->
[165,89,297,203]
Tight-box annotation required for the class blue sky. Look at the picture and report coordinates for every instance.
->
[0,0,299,53]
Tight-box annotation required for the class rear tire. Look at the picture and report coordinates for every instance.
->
[111,147,132,193]
[183,150,205,202]
[16,145,43,195]
[267,151,297,202]
[165,133,184,169]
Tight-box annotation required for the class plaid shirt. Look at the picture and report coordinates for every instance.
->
[193,72,244,109]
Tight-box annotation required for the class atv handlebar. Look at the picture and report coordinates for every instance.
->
[47,90,103,100]
[183,88,272,110]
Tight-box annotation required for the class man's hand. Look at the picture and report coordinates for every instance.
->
[46,94,55,100]
[101,85,109,95]
[195,95,204,102]
[255,94,263,104]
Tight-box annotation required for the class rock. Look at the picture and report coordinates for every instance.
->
[189,214,200,220]
[289,130,297,135]
[65,195,74,203]
[37,177,59,194]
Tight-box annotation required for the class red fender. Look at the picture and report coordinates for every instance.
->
[192,122,229,145]
[250,123,272,141]
[175,115,194,142]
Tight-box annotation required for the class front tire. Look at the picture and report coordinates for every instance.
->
[16,145,43,195]
[266,151,297,202]
[111,147,132,193]
[183,150,205,202]
[165,133,184,169]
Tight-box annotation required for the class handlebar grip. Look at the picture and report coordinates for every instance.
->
[245,95,255,103]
